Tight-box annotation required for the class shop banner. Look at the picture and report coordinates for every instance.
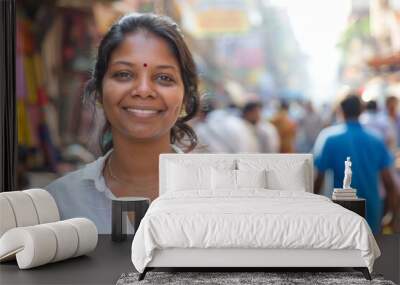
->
[178,0,251,37]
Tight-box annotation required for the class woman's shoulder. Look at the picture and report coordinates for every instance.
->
[45,167,88,194]
[46,152,109,192]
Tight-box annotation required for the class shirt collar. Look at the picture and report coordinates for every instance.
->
[345,120,362,127]
[82,149,112,192]
[82,145,183,192]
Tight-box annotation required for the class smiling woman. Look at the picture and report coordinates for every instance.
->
[102,32,185,143]
[44,13,200,234]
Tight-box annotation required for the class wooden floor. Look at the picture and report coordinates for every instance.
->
[374,234,400,284]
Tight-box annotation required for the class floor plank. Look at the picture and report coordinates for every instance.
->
[374,234,400,284]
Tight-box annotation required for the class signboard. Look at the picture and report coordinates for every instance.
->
[179,0,251,37]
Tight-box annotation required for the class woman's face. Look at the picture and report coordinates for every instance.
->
[101,31,184,142]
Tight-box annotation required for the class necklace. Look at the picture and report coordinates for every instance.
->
[107,146,179,185]
[107,153,133,185]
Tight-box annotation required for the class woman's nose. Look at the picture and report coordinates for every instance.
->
[132,76,155,98]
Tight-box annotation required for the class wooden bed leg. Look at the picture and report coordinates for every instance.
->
[138,268,148,281]
[354,267,371,280]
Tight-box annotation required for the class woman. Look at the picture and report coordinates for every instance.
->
[46,13,199,234]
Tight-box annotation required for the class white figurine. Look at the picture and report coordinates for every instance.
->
[343,157,352,189]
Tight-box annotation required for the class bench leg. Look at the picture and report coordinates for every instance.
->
[138,268,150,281]
[354,267,371,280]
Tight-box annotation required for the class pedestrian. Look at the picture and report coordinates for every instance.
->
[270,99,297,153]
[313,94,399,233]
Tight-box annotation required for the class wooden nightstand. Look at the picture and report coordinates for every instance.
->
[332,198,366,218]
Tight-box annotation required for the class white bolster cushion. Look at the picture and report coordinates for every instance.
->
[64,218,98,257]
[0,218,98,269]
[23,189,60,224]
[0,226,57,269]
[0,191,39,228]
[0,196,17,237]
[42,221,79,262]
[0,189,60,238]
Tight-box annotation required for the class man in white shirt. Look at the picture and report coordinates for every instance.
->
[360,100,397,152]
[241,101,280,153]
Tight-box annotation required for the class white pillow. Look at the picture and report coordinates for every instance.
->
[166,159,236,193]
[236,169,267,189]
[211,169,267,191]
[211,168,236,191]
[266,167,306,191]
[167,162,211,191]
[237,159,308,191]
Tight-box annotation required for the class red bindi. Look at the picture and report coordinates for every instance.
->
[143,63,147,67]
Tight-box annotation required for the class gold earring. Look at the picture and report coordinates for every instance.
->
[179,108,187,118]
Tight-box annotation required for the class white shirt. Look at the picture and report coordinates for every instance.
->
[360,111,397,152]
[45,146,182,234]
[194,109,259,153]
[256,121,280,153]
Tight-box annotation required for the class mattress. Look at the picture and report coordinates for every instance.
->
[131,190,380,273]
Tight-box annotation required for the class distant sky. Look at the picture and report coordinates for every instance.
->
[270,0,351,104]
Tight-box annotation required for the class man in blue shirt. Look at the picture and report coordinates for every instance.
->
[313,94,398,233]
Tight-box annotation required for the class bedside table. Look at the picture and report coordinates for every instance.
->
[112,197,150,242]
[332,198,365,218]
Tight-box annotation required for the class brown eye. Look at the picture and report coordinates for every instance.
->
[156,74,175,85]
[113,71,133,81]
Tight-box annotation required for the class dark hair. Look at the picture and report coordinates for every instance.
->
[365,100,378,111]
[279,99,289,111]
[242,101,262,115]
[84,13,199,154]
[386,95,398,105]
[340,94,363,119]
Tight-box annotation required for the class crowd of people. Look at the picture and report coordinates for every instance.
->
[193,94,400,232]
[193,95,400,156]
[191,93,400,233]
[191,97,324,154]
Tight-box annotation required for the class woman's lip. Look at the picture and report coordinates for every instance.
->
[124,107,163,118]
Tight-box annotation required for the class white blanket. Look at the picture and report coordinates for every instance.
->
[131,190,380,273]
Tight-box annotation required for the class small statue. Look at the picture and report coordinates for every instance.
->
[343,157,352,189]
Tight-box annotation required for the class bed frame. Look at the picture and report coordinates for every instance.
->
[139,248,370,280]
[138,154,371,281]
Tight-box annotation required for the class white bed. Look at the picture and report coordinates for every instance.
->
[131,154,380,280]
